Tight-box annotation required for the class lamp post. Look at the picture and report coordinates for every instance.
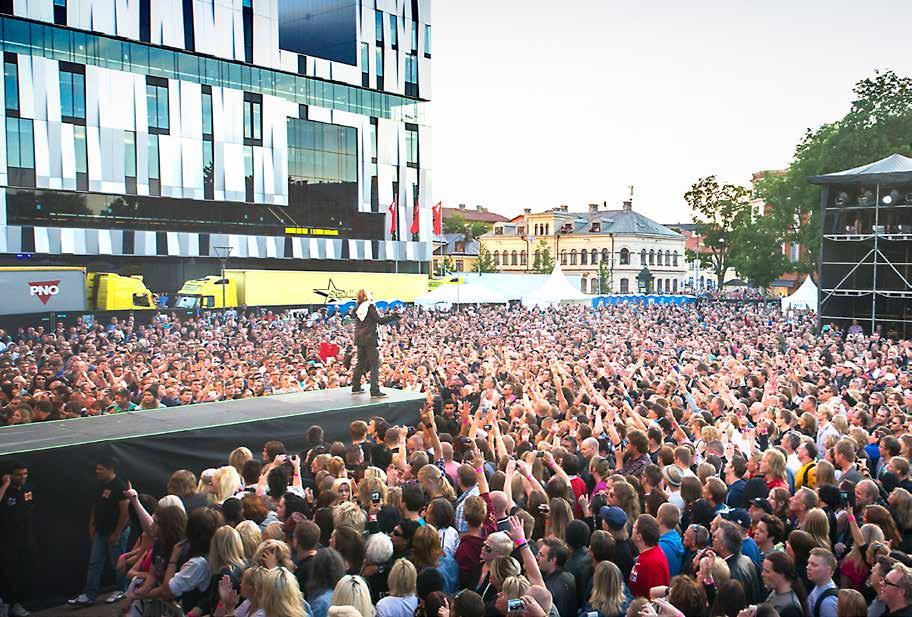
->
[213,245,232,310]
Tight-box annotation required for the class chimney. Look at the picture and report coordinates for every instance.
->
[622,200,632,212]
[476,205,484,212]
[559,204,568,212]
[588,203,599,213]
[458,203,466,210]
[523,208,532,214]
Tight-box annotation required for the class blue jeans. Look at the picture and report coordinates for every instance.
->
[84,528,130,601]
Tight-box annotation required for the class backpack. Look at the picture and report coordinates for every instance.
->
[813,587,838,617]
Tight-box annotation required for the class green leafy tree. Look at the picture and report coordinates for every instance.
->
[684,176,754,286]
[531,240,554,274]
[435,256,455,277]
[728,215,791,290]
[443,213,492,240]
[598,259,612,294]
[473,246,498,273]
[755,70,912,275]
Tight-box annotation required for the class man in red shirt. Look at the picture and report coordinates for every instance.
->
[628,513,670,598]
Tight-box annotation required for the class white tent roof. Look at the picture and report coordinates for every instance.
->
[522,265,590,308]
[781,276,818,312]
[414,282,509,307]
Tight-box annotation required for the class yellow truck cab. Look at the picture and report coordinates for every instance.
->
[174,276,238,309]
[86,273,155,310]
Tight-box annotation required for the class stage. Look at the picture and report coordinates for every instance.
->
[0,387,424,607]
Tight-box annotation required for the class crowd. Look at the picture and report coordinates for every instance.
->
[1,300,912,617]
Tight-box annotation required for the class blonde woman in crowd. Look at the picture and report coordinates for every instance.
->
[235,521,261,561]
[260,567,308,617]
[331,575,375,617]
[213,466,242,504]
[229,447,253,476]
[376,559,418,617]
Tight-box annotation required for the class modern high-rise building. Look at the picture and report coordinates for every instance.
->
[0,0,432,291]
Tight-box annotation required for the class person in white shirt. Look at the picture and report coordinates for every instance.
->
[376,559,419,617]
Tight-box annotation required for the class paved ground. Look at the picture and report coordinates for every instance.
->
[30,597,123,617]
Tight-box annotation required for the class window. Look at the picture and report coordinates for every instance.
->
[202,140,213,199]
[641,249,647,264]
[6,117,34,187]
[360,43,369,87]
[455,260,463,272]
[520,251,527,266]
[620,278,628,293]
[404,54,418,97]
[389,14,398,48]
[146,78,169,133]
[201,87,213,137]
[376,11,384,44]
[411,21,418,52]
[570,249,577,265]
[665,250,671,266]
[591,279,599,294]
[424,25,431,57]
[581,278,587,293]
[494,251,500,266]
[648,249,655,265]
[657,279,663,293]
[370,117,378,164]
[619,248,629,265]
[376,47,384,80]
[242,0,253,63]
[182,0,195,51]
[790,243,800,263]
[140,0,151,42]
[4,53,18,114]
[1,0,12,15]
[580,249,588,265]
[244,145,254,202]
[673,251,679,267]
[673,279,678,292]
[53,0,66,26]
[560,250,567,265]
[535,250,541,264]
[591,249,598,264]
[74,124,88,190]
[405,124,418,168]
[511,250,517,266]
[602,248,610,263]
[124,130,137,194]
[59,63,86,122]
[243,93,262,145]
[148,133,160,195]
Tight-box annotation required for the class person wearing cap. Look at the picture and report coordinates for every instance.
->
[599,506,635,580]
[723,508,762,568]
[661,465,683,510]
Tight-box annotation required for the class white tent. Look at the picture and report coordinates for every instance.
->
[781,276,818,312]
[414,282,509,307]
[522,265,590,308]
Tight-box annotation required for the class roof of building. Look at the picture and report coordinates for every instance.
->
[435,233,479,256]
[442,207,510,224]
[486,208,683,239]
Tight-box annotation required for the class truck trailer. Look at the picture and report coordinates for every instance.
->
[0,267,155,315]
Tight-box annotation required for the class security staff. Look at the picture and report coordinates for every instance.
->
[0,462,34,617]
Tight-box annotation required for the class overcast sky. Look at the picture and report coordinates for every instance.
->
[430,0,912,223]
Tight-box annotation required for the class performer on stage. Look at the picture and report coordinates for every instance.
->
[352,289,399,397]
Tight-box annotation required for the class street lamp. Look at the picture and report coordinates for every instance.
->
[212,245,233,310]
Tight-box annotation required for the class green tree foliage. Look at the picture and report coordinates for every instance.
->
[754,70,912,275]
[474,246,498,273]
[435,256,455,277]
[443,213,492,239]
[728,216,791,290]
[598,259,612,294]
[531,240,554,274]
[684,176,754,285]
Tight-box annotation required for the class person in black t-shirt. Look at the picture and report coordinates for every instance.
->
[0,461,34,617]
[67,456,131,607]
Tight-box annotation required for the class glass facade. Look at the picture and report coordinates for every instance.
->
[59,62,85,121]
[146,79,169,132]
[0,16,428,124]
[5,116,34,186]
[3,53,18,112]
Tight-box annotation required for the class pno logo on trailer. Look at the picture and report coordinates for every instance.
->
[28,280,62,305]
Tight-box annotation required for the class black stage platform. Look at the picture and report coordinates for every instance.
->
[0,387,424,606]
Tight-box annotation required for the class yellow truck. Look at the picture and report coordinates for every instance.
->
[0,267,155,314]
[174,270,428,309]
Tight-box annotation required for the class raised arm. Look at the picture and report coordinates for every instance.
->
[506,515,544,587]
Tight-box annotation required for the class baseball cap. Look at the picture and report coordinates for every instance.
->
[599,506,627,530]
[723,508,752,530]
[748,498,772,515]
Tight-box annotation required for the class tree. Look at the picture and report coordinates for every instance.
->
[443,213,492,240]
[531,240,554,274]
[754,70,912,275]
[728,215,791,290]
[435,256,455,277]
[683,176,754,286]
[598,259,612,294]
[473,246,498,273]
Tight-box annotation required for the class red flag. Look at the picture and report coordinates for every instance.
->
[388,197,398,237]
[432,201,442,235]
[410,198,420,235]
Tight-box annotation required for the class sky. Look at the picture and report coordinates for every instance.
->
[430,0,912,224]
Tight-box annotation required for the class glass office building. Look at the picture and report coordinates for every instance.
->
[0,0,432,290]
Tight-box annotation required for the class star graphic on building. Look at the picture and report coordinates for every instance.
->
[313,279,354,303]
